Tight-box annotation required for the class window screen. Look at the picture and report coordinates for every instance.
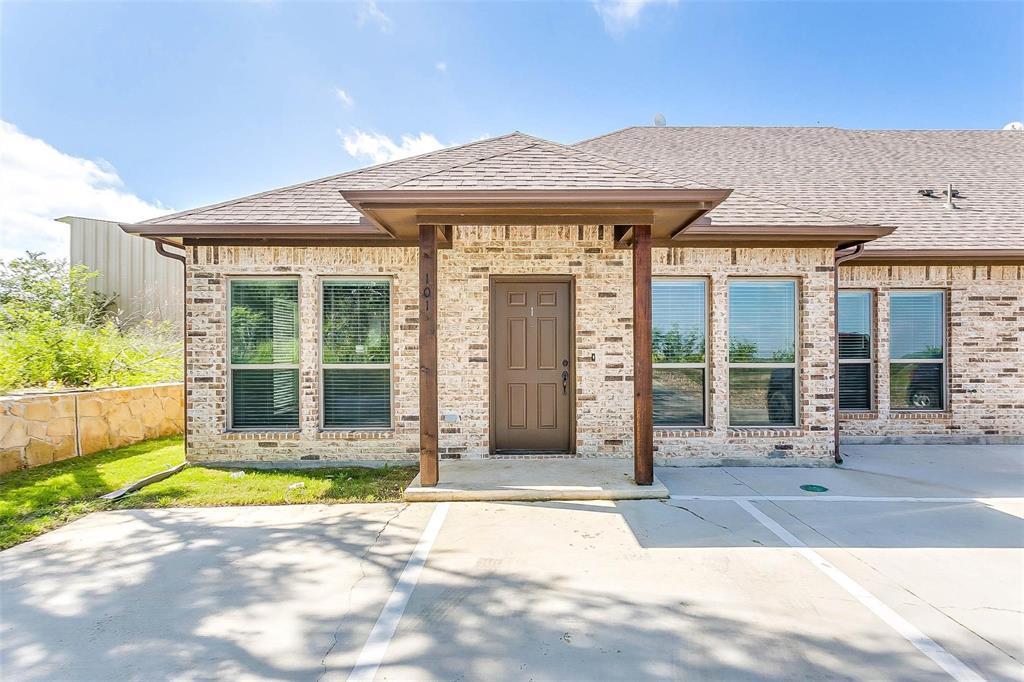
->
[890,291,945,410]
[838,291,873,411]
[652,279,706,426]
[229,279,300,429]
[322,280,391,428]
[728,280,797,426]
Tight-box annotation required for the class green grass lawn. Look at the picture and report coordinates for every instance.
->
[122,461,415,508]
[0,436,185,549]
[0,436,416,550]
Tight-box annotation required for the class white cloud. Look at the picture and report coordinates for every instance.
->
[0,120,170,262]
[357,0,392,32]
[435,61,447,73]
[334,87,355,109]
[592,0,678,35]
[339,129,446,164]
[1003,121,1023,131]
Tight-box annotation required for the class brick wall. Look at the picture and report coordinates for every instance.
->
[437,226,633,458]
[182,235,1021,466]
[652,247,836,464]
[838,263,1024,442]
[184,232,840,465]
[185,245,420,463]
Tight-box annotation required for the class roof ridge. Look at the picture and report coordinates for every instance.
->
[574,137,865,225]
[571,125,645,147]
[528,137,686,187]
[875,131,1023,161]
[382,133,552,188]
[389,134,687,189]
[139,132,533,225]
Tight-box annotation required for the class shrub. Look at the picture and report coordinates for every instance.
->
[0,252,182,392]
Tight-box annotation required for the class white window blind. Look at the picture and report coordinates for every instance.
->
[652,279,707,426]
[838,291,873,411]
[890,291,945,410]
[322,279,392,429]
[229,279,300,430]
[728,280,797,426]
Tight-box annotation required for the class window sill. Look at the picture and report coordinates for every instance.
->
[317,429,396,440]
[840,411,878,420]
[656,427,712,438]
[890,411,952,420]
[223,430,301,440]
[727,427,803,438]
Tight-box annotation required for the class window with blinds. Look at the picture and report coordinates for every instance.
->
[838,290,873,411]
[652,279,707,426]
[728,280,797,426]
[890,290,945,410]
[229,279,300,430]
[322,279,391,429]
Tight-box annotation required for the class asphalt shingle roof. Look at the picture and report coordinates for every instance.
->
[139,131,842,228]
[140,133,539,225]
[575,126,1024,250]
[139,125,1022,253]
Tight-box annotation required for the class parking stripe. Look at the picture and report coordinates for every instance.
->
[670,495,1017,503]
[736,499,984,682]
[347,503,450,682]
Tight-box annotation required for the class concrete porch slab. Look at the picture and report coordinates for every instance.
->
[404,458,669,502]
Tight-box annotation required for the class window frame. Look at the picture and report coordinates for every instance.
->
[226,275,302,432]
[652,276,710,428]
[889,288,947,413]
[727,277,800,428]
[837,289,874,412]
[318,276,394,431]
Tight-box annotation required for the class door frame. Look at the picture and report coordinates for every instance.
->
[488,274,577,455]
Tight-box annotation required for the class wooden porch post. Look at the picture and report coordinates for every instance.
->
[418,224,439,486]
[633,224,654,485]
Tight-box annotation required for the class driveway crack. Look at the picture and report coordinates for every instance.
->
[317,503,409,682]
[659,500,730,531]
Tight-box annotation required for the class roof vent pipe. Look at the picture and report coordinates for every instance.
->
[946,183,956,209]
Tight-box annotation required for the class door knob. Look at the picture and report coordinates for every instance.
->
[562,370,569,395]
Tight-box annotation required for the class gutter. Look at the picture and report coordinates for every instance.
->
[853,248,1024,265]
[153,241,188,458]
[833,244,864,464]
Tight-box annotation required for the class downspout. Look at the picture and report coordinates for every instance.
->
[154,241,188,456]
[833,244,864,464]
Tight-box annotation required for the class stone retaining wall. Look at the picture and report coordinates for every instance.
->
[0,383,184,474]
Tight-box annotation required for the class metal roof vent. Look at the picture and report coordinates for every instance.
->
[919,186,959,208]
[942,183,959,209]
[653,113,667,127]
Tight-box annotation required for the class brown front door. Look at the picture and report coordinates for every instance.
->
[492,279,573,453]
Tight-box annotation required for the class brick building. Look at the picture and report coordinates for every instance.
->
[122,127,1023,485]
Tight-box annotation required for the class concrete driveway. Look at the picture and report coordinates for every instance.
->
[1,444,1022,681]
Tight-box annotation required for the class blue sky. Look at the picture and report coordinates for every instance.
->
[1,0,1022,259]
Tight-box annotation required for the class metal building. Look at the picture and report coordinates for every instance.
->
[57,216,182,325]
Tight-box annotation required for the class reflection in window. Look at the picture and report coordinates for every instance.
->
[322,280,392,428]
[652,279,706,426]
[728,280,797,426]
[890,291,945,410]
[229,279,300,429]
[838,291,873,410]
